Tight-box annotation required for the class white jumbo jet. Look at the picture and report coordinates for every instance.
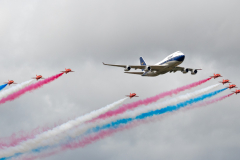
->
[103,51,201,77]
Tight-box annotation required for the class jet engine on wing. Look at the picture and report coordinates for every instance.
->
[144,66,151,71]
[124,66,131,71]
[191,69,198,75]
[182,68,189,74]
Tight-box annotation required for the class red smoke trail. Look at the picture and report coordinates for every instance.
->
[91,78,212,122]
[18,92,233,160]
[0,73,63,105]
[0,118,67,149]
[0,127,49,149]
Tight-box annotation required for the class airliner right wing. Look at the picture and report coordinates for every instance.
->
[170,66,185,72]
[102,62,166,71]
[103,63,145,70]
[171,66,202,72]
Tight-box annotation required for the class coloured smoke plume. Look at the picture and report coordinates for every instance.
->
[0,78,212,148]
[0,120,71,149]
[183,93,234,111]
[0,73,63,105]
[10,87,231,160]
[0,126,50,150]
[57,93,234,155]
[62,85,224,143]
[0,84,7,91]
[91,78,212,121]
[0,98,127,158]
[0,84,219,159]
[0,80,34,101]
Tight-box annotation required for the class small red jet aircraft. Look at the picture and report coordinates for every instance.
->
[4,80,17,86]
[227,84,237,89]
[32,75,45,81]
[211,73,222,79]
[126,93,139,99]
[219,79,231,85]
[232,89,240,95]
[61,68,74,74]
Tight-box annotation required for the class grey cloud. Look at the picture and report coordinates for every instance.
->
[0,0,239,160]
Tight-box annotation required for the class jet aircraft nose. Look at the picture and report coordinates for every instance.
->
[175,55,185,61]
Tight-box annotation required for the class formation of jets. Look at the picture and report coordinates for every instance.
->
[3,68,74,86]
[211,74,238,96]
[126,74,239,99]
[103,51,201,77]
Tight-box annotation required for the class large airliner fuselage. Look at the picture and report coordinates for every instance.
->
[145,51,185,76]
[103,51,200,77]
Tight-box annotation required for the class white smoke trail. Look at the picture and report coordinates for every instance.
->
[0,80,34,101]
[63,84,220,140]
[0,98,127,158]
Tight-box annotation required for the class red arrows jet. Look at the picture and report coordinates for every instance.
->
[227,84,237,89]
[232,89,240,95]
[32,75,45,81]
[219,79,231,85]
[4,80,17,86]
[126,93,139,99]
[61,68,74,74]
[211,73,222,79]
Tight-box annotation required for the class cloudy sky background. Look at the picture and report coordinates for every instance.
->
[0,0,239,159]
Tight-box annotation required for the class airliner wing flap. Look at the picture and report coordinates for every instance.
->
[149,65,165,70]
[124,72,144,75]
[171,66,184,72]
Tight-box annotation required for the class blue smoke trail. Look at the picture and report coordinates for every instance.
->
[91,88,227,132]
[0,84,7,92]
[0,88,227,160]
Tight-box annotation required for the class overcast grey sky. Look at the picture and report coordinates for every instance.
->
[0,0,240,160]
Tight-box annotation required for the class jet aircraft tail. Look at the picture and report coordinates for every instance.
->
[140,57,146,71]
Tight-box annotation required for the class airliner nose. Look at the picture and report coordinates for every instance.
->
[175,55,185,61]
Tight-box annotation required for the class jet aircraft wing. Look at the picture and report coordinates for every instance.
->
[102,62,166,70]
[103,62,145,69]
[170,66,201,72]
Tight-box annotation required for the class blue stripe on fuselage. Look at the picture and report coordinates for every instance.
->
[159,55,185,65]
